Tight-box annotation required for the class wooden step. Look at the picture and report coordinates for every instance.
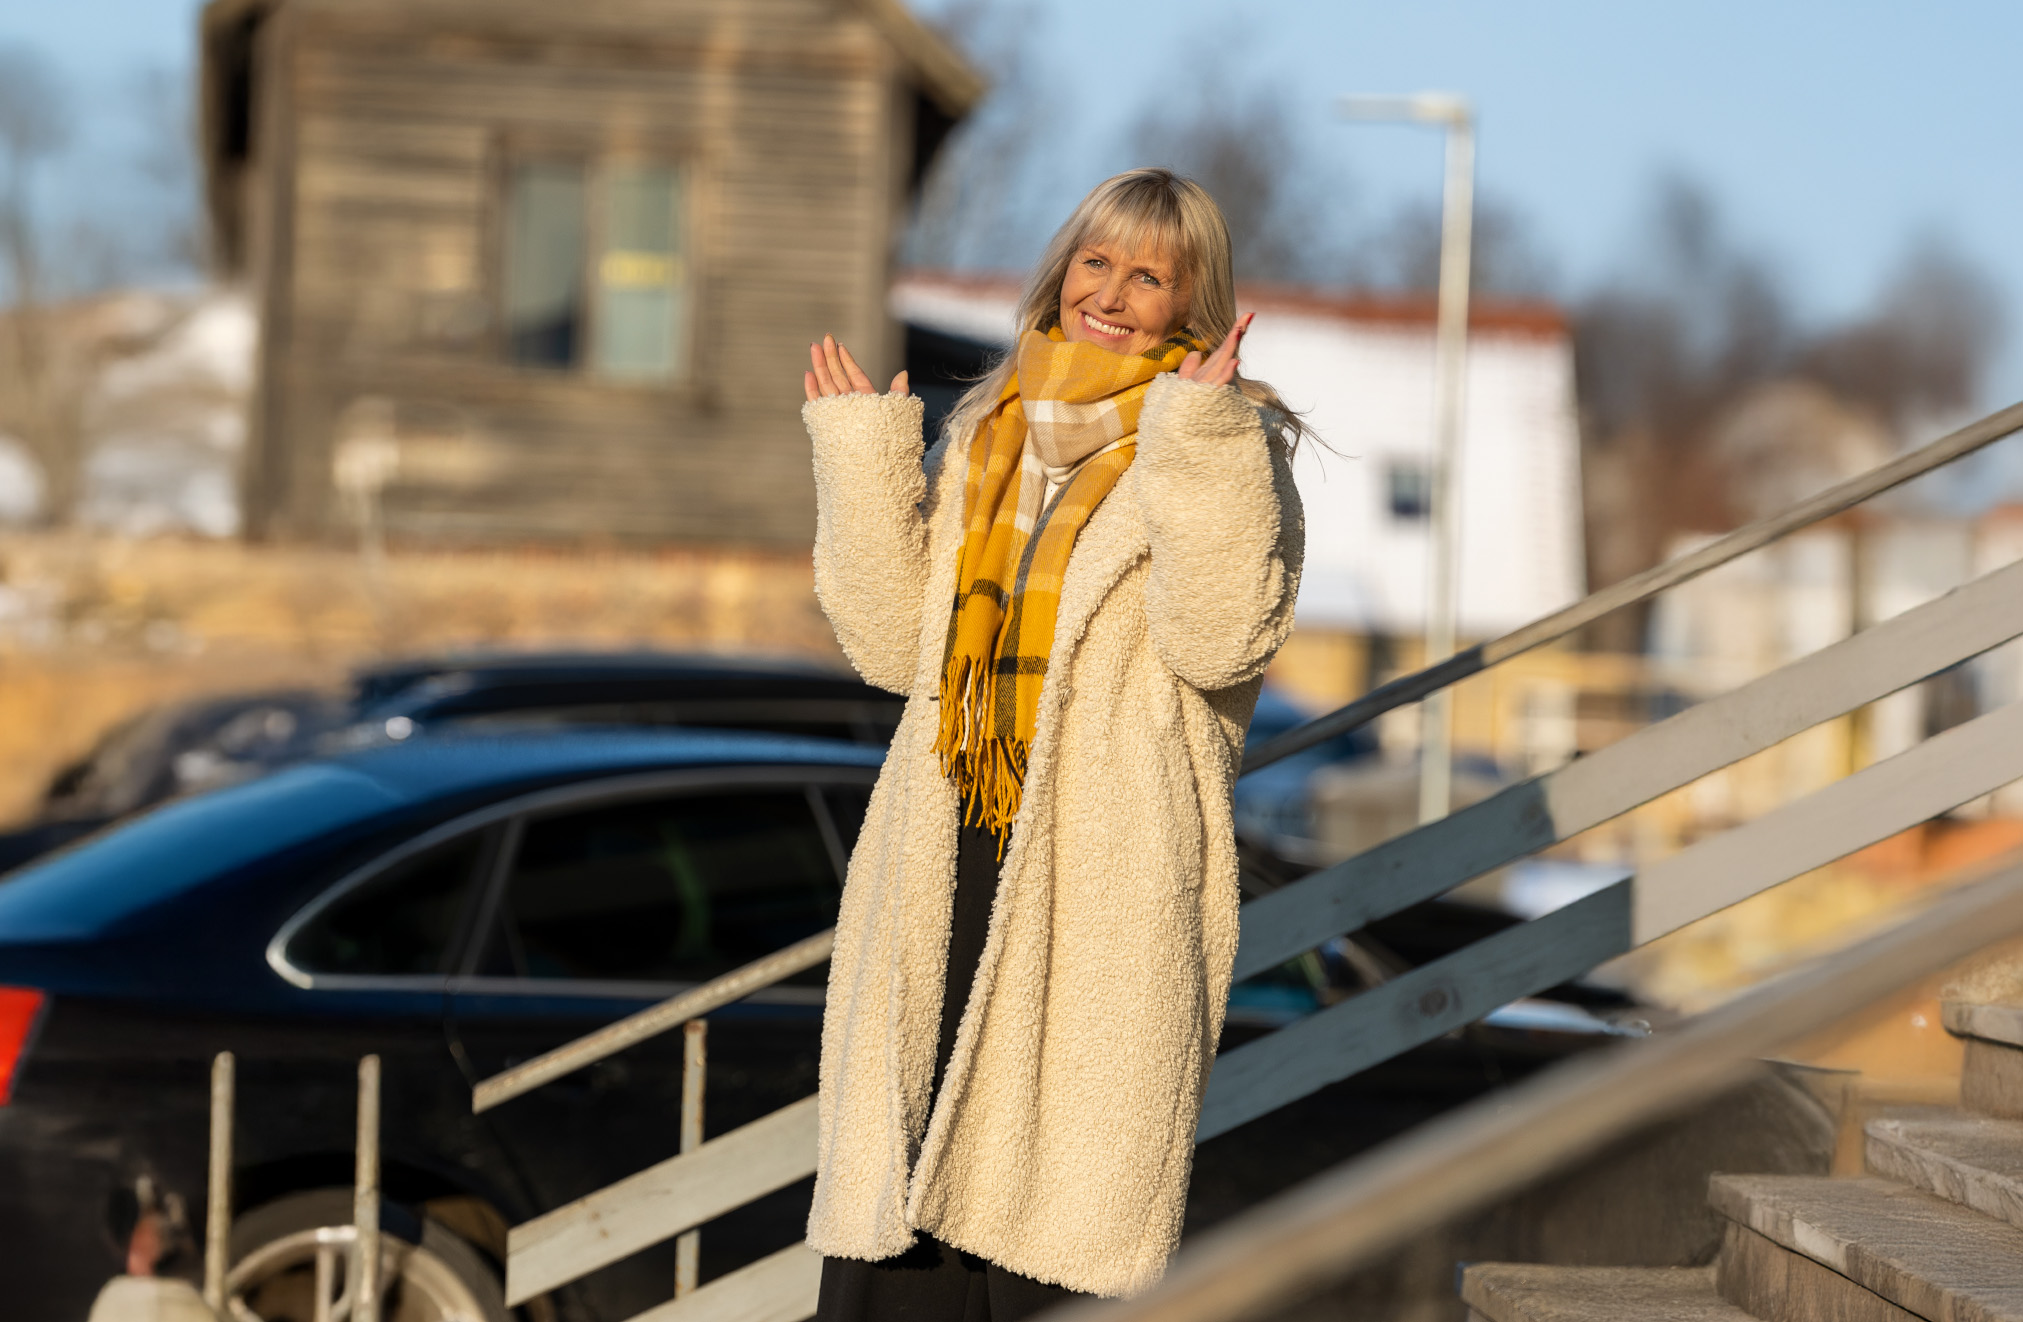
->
[1460,1264,1753,1322]
[1867,1106,2023,1232]
[1709,1173,2023,1321]
[1943,1001,2023,1119]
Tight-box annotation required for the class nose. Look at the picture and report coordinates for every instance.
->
[1097,270,1130,311]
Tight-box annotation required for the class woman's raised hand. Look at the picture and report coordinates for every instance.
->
[1175,312,1253,388]
[806,335,909,401]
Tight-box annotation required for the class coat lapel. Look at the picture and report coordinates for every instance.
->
[1048,462,1151,661]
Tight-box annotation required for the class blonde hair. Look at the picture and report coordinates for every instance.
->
[945,167,1310,451]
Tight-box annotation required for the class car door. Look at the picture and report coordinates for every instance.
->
[263,819,537,1241]
[444,766,872,1318]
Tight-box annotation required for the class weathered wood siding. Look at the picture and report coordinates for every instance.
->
[248,0,910,546]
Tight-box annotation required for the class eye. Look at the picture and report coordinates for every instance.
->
[1137,272,1163,289]
[1084,257,1106,271]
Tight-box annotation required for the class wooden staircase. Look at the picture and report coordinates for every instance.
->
[471,399,2023,1322]
[1461,1001,2023,1322]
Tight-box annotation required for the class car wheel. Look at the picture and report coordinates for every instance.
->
[227,1188,509,1322]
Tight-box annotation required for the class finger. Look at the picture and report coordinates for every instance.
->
[837,342,877,394]
[1210,317,1247,370]
[810,342,841,397]
[891,370,910,396]
[1208,312,1252,372]
[805,370,819,402]
[822,335,852,395]
[1177,350,1203,380]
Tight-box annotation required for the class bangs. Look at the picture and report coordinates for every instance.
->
[1074,181,1192,270]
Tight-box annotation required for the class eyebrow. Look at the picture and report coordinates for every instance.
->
[1083,247,1172,283]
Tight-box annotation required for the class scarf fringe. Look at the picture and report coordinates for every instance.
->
[937,654,1028,852]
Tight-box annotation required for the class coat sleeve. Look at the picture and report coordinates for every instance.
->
[806,392,934,694]
[1132,373,1306,692]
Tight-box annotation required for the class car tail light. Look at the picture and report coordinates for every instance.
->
[0,987,46,1105]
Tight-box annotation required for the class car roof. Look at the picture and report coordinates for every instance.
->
[0,727,884,943]
[351,649,870,705]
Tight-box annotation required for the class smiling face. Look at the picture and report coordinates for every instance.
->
[1056,238,1189,357]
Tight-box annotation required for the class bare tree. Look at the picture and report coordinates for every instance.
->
[906,0,1062,273]
[1798,235,2005,434]
[131,67,206,277]
[1349,193,1558,298]
[1127,86,1337,283]
[1572,171,2009,646]
[0,45,87,525]
[1571,175,1799,645]
[911,15,1358,286]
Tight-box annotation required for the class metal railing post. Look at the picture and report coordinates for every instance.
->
[675,1018,708,1297]
[204,1052,234,1312]
[354,1054,382,1322]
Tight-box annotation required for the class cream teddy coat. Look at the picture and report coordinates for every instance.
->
[801,372,1304,1298]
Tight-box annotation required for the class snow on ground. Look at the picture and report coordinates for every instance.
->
[0,286,255,537]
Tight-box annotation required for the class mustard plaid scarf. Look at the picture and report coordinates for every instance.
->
[937,324,1205,843]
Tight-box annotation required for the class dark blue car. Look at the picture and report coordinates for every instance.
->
[0,727,884,1322]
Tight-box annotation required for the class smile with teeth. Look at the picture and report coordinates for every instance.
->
[1082,312,1132,337]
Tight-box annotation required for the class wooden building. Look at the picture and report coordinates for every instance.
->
[198,0,980,546]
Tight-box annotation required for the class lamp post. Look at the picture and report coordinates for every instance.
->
[1339,93,1475,824]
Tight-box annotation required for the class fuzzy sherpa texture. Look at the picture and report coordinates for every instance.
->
[800,374,1305,1298]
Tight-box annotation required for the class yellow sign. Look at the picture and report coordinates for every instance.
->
[600,251,683,289]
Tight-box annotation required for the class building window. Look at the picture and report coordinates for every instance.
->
[503,159,691,383]
[1386,459,1432,520]
[505,163,587,367]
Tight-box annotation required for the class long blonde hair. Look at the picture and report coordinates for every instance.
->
[944,168,1311,451]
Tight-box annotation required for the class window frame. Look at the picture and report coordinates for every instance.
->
[1384,456,1434,522]
[492,134,702,390]
[266,764,876,996]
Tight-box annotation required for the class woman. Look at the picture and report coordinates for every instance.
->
[799,168,1306,1318]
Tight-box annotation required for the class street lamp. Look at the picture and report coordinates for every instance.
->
[1339,92,1475,825]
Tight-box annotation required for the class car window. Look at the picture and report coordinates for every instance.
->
[287,831,488,978]
[819,786,870,857]
[496,788,841,985]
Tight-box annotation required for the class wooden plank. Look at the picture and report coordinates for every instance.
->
[506,1094,820,1305]
[1634,698,2023,942]
[1234,555,2023,982]
[1460,1265,1748,1322]
[1708,1174,2023,1321]
[1942,1000,2023,1048]
[1240,398,2023,774]
[624,1243,822,1322]
[1200,883,1632,1142]
[1054,857,2023,1322]
[476,929,833,1111]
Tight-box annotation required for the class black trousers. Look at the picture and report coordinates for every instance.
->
[815,822,1093,1321]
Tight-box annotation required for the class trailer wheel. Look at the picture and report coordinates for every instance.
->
[227,1188,509,1322]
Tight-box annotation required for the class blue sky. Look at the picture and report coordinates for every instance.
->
[10,0,2022,402]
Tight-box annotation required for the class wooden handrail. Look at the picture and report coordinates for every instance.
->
[1233,555,2023,981]
[1239,397,2023,775]
[1205,692,2023,1138]
[472,929,835,1112]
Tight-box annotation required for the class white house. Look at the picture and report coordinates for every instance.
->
[891,273,1587,641]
